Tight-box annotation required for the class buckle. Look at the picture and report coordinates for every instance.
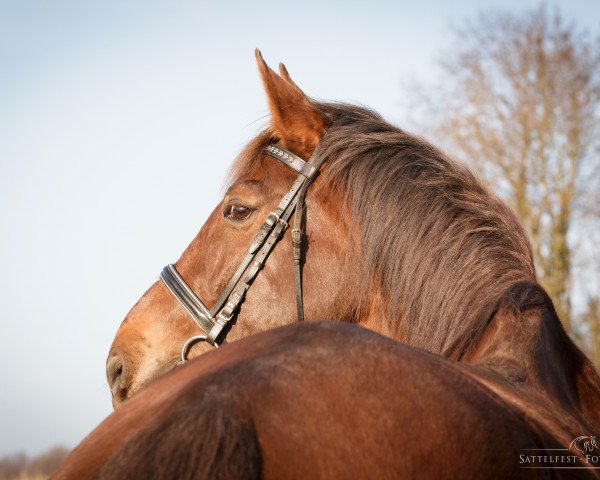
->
[271,218,289,239]
[249,212,280,254]
[277,218,289,229]
[292,228,302,244]
[265,212,280,227]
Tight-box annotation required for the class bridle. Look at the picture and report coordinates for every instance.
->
[159,144,325,363]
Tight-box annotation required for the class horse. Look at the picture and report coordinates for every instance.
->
[91,49,600,468]
[53,321,599,479]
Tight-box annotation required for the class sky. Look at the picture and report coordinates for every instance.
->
[1,0,598,457]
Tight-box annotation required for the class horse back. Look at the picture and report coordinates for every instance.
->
[54,321,597,479]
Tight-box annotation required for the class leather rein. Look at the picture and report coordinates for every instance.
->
[160,144,325,363]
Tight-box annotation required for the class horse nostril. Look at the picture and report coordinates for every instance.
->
[106,353,129,406]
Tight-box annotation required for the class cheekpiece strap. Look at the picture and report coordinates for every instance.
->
[265,144,318,179]
[161,143,323,355]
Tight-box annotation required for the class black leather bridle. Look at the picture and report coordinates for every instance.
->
[160,144,325,362]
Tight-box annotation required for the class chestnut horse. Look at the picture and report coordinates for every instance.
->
[72,50,600,474]
[54,322,598,479]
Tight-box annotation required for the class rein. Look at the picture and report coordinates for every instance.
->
[160,144,324,362]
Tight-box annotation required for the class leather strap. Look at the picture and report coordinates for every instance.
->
[292,182,309,321]
[160,143,325,357]
[208,174,306,317]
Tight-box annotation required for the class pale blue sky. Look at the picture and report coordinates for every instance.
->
[1,0,598,456]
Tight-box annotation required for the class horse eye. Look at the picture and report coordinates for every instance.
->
[225,204,253,221]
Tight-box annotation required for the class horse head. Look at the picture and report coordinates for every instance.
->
[107,51,360,407]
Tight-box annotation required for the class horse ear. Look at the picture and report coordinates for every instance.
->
[255,49,327,158]
[278,62,301,90]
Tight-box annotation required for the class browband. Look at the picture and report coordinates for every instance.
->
[265,145,318,179]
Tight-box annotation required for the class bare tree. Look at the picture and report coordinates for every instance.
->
[585,297,600,367]
[0,452,27,480]
[412,5,600,333]
[27,446,69,478]
[0,446,69,480]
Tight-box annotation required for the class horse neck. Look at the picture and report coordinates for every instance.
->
[467,281,600,431]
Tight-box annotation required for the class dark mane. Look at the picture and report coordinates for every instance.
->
[232,102,536,359]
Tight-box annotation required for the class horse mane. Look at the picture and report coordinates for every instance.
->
[233,102,537,359]
[471,280,600,428]
[306,104,600,425]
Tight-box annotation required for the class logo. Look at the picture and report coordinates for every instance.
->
[519,435,600,470]
[570,436,599,455]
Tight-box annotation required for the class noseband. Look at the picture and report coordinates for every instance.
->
[160,144,325,362]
